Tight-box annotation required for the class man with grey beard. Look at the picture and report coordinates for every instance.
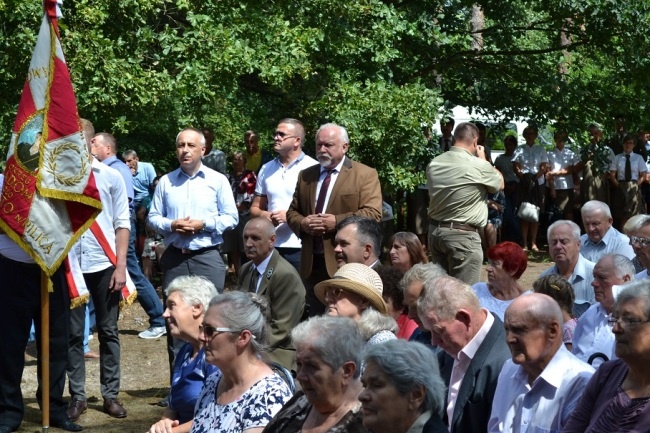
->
[287,123,382,316]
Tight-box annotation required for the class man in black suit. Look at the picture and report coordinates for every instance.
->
[238,217,305,372]
[417,275,510,433]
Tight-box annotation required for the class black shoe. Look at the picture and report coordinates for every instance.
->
[51,418,83,432]
[0,425,12,433]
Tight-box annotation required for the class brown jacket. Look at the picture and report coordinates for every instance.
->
[286,157,382,278]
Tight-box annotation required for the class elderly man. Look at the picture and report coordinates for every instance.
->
[286,123,382,316]
[250,118,318,271]
[540,220,595,317]
[488,294,594,433]
[238,218,305,371]
[427,122,504,285]
[200,127,226,175]
[148,128,238,292]
[580,200,635,262]
[400,262,447,345]
[572,254,635,366]
[92,134,166,340]
[417,275,510,433]
[333,215,382,269]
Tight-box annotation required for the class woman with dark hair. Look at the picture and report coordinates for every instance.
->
[376,266,418,340]
[533,274,578,350]
[471,241,529,320]
[388,232,428,274]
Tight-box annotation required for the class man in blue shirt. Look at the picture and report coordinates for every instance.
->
[122,149,157,209]
[92,133,166,340]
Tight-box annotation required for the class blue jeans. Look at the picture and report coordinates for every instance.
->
[128,216,165,328]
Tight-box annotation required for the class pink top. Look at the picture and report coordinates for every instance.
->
[396,313,418,340]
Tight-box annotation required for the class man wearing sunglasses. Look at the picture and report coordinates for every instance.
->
[250,119,318,272]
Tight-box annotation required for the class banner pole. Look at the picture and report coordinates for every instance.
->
[41,271,50,433]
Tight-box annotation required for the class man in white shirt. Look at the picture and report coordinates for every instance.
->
[546,130,579,221]
[630,214,650,279]
[250,118,317,271]
[489,294,594,433]
[417,275,510,433]
[540,220,595,317]
[580,200,635,262]
[609,134,647,229]
[572,254,635,366]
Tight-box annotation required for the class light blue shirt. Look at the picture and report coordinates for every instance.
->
[103,155,134,203]
[580,226,635,263]
[148,164,238,250]
[571,303,615,367]
[132,161,156,205]
[540,254,595,305]
[489,345,594,433]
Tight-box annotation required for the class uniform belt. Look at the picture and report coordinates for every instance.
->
[430,220,479,232]
[170,244,220,255]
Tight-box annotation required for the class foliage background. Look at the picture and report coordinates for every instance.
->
[1,0,649,195]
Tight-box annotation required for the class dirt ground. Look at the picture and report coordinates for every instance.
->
[19,253,553,433]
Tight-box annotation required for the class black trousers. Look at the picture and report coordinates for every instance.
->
[0,254,70,429]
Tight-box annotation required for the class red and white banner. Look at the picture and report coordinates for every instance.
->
[0,0,102,283]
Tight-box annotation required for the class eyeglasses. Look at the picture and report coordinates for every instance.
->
[324,287,344,302]
[607,316,650,329]
[629,236,650,248]
[199,324,235,339]
[273,131,296,140]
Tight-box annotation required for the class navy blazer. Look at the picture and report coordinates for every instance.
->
[437,313,510,433]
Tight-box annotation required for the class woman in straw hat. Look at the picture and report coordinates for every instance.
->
[315,263,397,345]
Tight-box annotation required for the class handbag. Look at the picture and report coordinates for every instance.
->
[517,202,540,223]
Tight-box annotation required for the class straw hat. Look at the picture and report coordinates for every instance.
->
[314,263,387,314]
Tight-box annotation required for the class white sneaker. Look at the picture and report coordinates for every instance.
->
[138,326,167,339]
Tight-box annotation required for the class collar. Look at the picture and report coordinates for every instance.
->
[456,309,494,362]
[320,156,346,174]
[254,251,274,277]
[278,151,307,169]
[520,345,574,389]
[555,254,590,283]
[176,163,206,180]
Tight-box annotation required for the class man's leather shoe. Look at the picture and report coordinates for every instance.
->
[83,351,100,360]
[0,425,12,433]
[66,400,87,422]
[103,398,127,418]
[51,418,83,432]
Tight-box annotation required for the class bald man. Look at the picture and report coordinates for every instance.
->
[238,217,306,371]
[488,294,594,433]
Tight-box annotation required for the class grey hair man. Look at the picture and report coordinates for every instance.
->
[488,294,594,433]
[122,149,157,209]
[580,200,635,262]
[625,214,650,280]
[417,275,509,433]
[572,254,635,365]
[540,220,595,317]
[333,215,382,269]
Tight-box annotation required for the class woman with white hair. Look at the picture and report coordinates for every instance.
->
[360,339,448,433]
[263,316,366,433]
[148,275,219,433]
[315,263,397,344]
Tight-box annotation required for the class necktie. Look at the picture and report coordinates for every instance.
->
[625,154,632,182]
[248,268,259,293]
[313,170,333,253]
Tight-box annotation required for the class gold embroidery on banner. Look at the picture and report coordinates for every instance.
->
[45,142,88,186]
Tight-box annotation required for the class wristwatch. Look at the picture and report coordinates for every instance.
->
[201,220,207,232]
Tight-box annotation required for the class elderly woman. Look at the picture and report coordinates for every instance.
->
[315,263,397,345]
[471,241,530,320]
[360,340,448,433]
[533,274,578,350]
[262,316,366,433]
[190,291,292,433]
[149,276,219,433]
[513,125,549,252]
[388,232,428,273]
[563,279,650,432]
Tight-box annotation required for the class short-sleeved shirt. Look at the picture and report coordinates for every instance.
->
[132,161,157,205]
[190,372,292,433]
[610,152,647,181]
[255,153,318,248]
[494,154,518,184]
[472,282,531,321]
[512,144,549,174]
[548,147,579,189]
[426,146,502,228]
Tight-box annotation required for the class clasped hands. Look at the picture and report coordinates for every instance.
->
[301,213,336,236]
[171,216,204,235]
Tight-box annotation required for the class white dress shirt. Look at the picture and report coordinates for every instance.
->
[610,152,647,181]
[316,157,346,213]
[579,226,635,263]
[571,302,615,366]
[547,147,579,189]
[488,345,594,433]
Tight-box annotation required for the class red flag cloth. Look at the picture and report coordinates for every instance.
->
[0,0,102,282]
